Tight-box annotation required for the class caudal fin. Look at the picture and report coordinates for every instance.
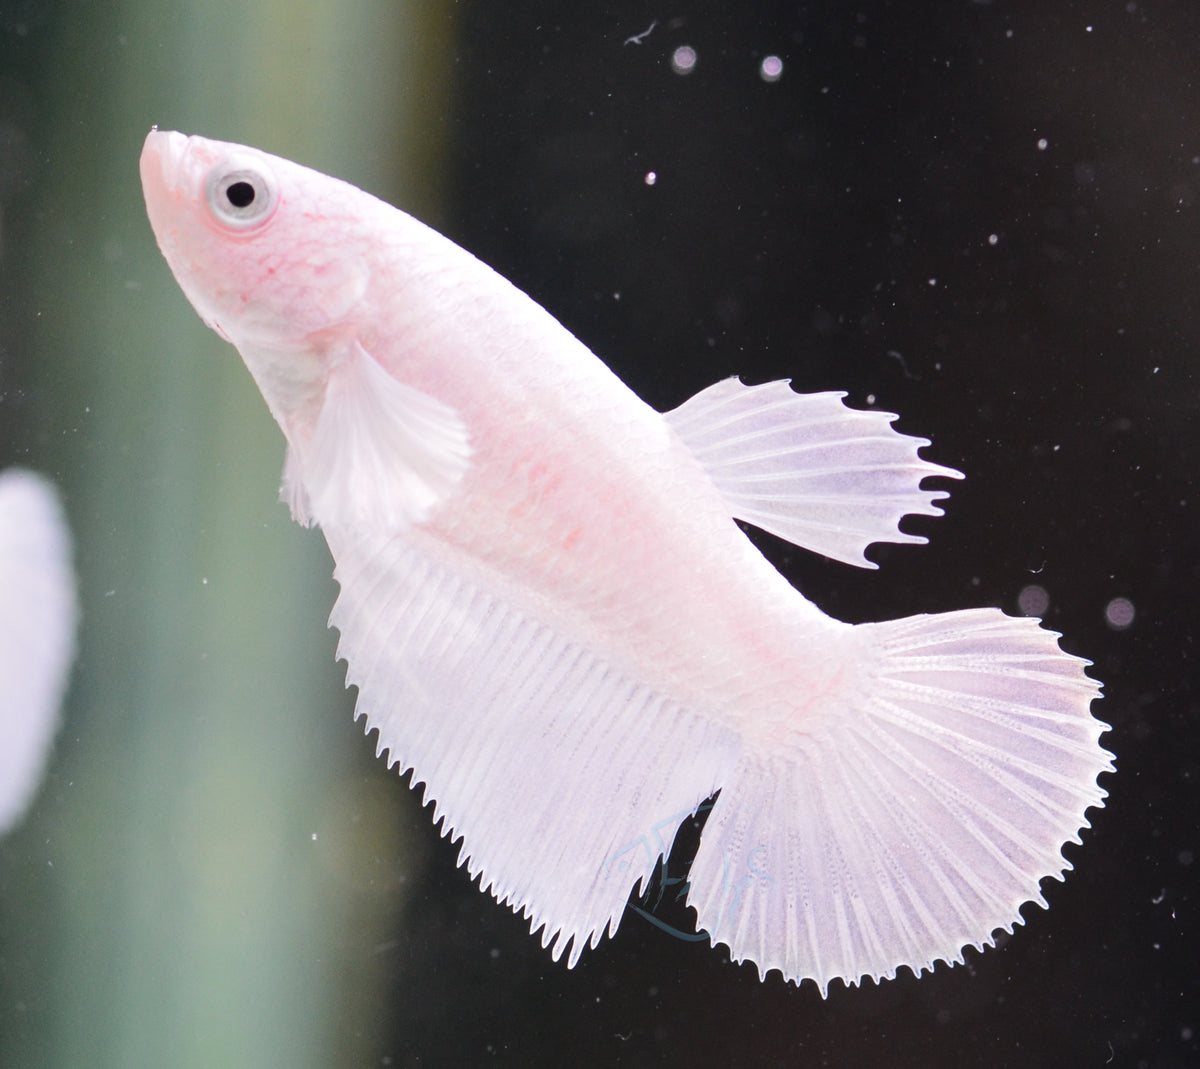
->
[686,608,1111,995]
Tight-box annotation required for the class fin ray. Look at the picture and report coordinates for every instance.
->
[285,341,471,531]
[326,529,740,964]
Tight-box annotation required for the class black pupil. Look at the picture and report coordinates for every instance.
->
[225,181,256,209]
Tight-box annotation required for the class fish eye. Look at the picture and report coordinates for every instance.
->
[205,156,279,231]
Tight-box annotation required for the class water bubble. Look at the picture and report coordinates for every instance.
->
[1037,137,1049,150]
[671,45,697,75]
[1104,597,1135,630]
[759,55,783,82]
[1018,584,1050,617]
[644,171,657,186]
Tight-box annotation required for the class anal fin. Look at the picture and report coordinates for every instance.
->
[325,529,740,964]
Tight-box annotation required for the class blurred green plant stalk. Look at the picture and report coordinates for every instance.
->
[0,2,454,1066]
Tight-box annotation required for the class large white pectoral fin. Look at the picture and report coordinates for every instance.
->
[324,528,739,966]
[284,341,471,532]
[665,378,963,569]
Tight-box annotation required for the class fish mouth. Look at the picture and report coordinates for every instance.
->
[139,128,191,201]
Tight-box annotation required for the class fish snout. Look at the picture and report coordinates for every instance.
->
[140,128,191,201]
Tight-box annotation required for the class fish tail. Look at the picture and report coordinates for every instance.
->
[686,607,1111,996]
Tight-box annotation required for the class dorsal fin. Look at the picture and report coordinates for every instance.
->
[665,377,963,569]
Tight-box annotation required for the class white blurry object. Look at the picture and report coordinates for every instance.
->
[0,469,76,835]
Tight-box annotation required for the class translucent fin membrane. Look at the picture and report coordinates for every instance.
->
[327,529,740,963]
[687,608,1110,995]
[284,341,471,532]
[666,378,963,569]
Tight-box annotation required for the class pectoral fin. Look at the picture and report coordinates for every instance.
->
[284,341,471,532]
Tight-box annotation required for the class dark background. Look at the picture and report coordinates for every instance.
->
[0,1,1195,1067]
[402,3,1194,1066]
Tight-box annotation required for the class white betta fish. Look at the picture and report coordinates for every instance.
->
[140,130,1112,994]
[0,469,76,836]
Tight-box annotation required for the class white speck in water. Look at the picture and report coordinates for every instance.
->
[1104,596,1135,630]
[644,171,657,186]
[310,832,318,841]
[865,393,876,406]
[671,45,697,75]
[623,19,657,46]
[760,55,783,82]
[988,233,999,245]
[927,277,938,286]
[1018,584,1050,617]
[1037,137,1049,150]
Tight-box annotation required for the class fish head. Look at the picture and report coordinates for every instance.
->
[140,130,375,423]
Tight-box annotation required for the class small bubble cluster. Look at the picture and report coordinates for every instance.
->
[664,47,784,82]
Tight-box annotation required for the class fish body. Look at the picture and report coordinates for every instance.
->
[141,130,1112,994]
